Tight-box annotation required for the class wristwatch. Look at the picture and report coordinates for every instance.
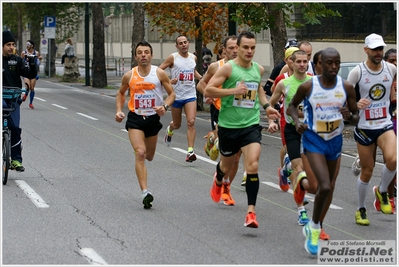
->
[163,104,169,111]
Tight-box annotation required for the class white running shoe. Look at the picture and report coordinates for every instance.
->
[351,155,361,177]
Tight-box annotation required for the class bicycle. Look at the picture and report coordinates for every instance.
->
[2,86,26,185]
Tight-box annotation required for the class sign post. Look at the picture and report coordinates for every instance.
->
[44,16,56,77]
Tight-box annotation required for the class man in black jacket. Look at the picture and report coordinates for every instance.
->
[263,39,298,96]
[2,30,37,172]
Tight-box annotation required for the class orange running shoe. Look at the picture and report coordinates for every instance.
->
[319,228,330,240]
[210,173,222,202]
[244,212,258,228]
[221,182,235,206]
[390,198,396,214]
[29,103,34,109]
[294,171,307,205]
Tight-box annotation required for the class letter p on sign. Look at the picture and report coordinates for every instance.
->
[44,16,56,27]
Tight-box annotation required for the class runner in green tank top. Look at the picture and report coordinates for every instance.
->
[204,31,280,228]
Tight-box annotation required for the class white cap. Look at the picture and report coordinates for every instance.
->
[364,33,386,49]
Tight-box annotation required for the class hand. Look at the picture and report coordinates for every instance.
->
[235,80,248,95]
[339,106,352,121]
[294,121,308,134]
[170,78,178,85]
[205,97,214,105]
[265,106,281,121]
[357,98,371,109]
[267,120,279,133]
[115,112,125,123]
[153,105,166,116]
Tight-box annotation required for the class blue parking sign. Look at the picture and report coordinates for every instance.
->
[44,16,56,27]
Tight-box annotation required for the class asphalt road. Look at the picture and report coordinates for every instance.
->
[2,78,396,265]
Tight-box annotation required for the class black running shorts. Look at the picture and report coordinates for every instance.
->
[125,111,163,138]
[218,124,262,157]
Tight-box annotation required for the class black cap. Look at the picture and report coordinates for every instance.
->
[284,39,298,49]
[3,31,16,46]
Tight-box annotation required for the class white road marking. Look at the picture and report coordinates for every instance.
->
[172,147,217,165]
[15,180,49,208]
[34,97,46,102]
[76,113,98,120]
[262,181,342,209]
[51,104,68,109]
[80,248,108,265]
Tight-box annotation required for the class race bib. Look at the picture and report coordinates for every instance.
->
[365,107,387,120]
[316,119,341,133]
[134,93,156,115]
[233,81,258,108]
[178,69,194,85]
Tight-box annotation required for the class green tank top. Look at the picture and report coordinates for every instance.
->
[219,60,261,128]
[283,74,312,125]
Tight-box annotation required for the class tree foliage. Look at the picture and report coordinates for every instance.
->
[232,3,340,33]
[144,2,229,111]
[231,3,341,65]
[2,3,83,45]
[144,3,228,52]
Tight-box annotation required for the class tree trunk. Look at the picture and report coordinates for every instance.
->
[266,3,287,66]
[91,3,107,88]
[17,8,23,55]
[194,13,204,111]
[131,3,145,68]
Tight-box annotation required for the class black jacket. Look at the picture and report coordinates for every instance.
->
[2,54,37,88]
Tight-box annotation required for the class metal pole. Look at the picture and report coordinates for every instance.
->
[49,39,51,78]
[85,3,90,86]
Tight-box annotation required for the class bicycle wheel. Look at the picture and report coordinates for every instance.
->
[3,131,11,185]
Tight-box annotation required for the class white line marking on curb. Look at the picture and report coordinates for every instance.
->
[35,97,46,102]
[76,113,98,120]
[15,180,49,208]
[262,181,342,209]
[52,104,68,109]
[80,248,108,265]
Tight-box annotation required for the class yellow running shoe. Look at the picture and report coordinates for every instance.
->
[374,186,392,214]
[355,208,370,226]
[209,138,219,161]
[241,171,247,186]
[203,132,214,156]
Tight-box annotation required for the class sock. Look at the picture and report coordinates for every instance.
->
[298,206,305,215]
[222,178,230,184]
[142,189,149,197]
[245,173,259,206]
[216,162,224,183]
[310,220,321,229]
[30,90,35,104]
[380,164,396,192]
[297,171,306,190]
[357,177,369,209]
[167,126,174,135]
[188,147,193,153]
